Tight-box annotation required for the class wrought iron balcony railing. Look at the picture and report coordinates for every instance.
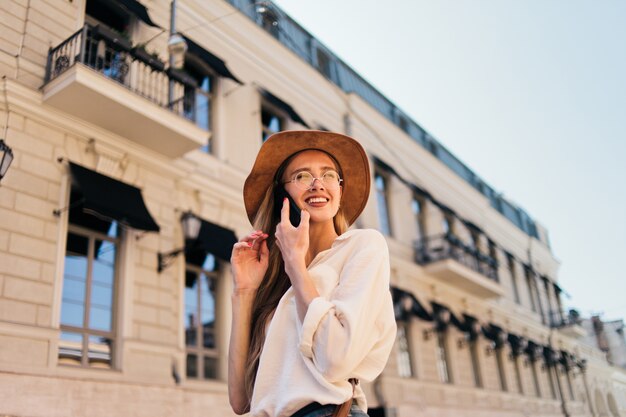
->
[414,233,499,282]
[548,309,583,329]
[44,24,202,124]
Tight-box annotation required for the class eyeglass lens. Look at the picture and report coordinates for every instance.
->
[294,171,341,189]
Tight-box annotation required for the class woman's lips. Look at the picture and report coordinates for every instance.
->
[305,197,329,208]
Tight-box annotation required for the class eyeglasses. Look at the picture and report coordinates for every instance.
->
[283,170,343,190]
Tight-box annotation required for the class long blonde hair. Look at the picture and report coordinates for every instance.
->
[243,152,349,403]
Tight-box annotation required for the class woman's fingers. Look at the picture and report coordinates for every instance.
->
[250,233,269,251]
[232,241,253,252]
[232,232,269,262]
[235,230,267,250]
[238,230,264,243]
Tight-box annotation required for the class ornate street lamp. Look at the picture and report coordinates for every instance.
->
[167,32,187,70]
[158,210,202,273]
[0,139,14,183]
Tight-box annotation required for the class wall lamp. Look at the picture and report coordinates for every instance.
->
[458,321,482,349]
[157,211,201,273]
[423,328,435,341]
[424,307,451,341]
[457,335,469,349]
[166,0,272,71]
[0,139,14,183]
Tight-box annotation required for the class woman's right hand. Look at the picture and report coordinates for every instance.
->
[230,230,269,292]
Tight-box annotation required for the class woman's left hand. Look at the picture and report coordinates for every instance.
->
[275,198,310,279]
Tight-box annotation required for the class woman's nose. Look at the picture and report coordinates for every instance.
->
[308,177,325,190]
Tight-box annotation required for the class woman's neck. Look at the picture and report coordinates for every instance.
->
[306,221,338,265]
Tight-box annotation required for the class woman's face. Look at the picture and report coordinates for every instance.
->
[282,150,342,225]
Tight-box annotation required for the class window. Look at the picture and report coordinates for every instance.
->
[396,322,413,378]
[469,230,480,250]
[508,255,521,304]
[543,279,555,325]
[495,347,508,391]
[261,107,283,142]
[488,240,499,282]
[534,280,546,324]
[488,240,498,261]
[59,195,119,369]
[183,58,214,150]
[398,115,409,133]
[546,365,559,400]
[185,253,219,380]
[260,8,279,38]
[565,367,575,400]
[525,267,537,313]
[530,359,541,397]
[442,213,454,235]
[435,331,452,383]
[316,48,332,80]
[374,171,392,236]
[412,196,425,240]
[513,355,524,394]
[470,340,482,387]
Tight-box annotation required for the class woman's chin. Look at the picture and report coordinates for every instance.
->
[307,213,336,225]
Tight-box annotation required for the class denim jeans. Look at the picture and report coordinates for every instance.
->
[297,404,369,417]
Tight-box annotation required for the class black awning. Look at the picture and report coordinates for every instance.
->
[433,200,455,216]
[260,89,310,128]
[524,340,543,361]
[507,333,528,356]
[182,35,242,84]
[457,314,482,340]
[391,287,432,322]
[463,220,484,234]
[482,323,508,347]
[117,0,160,27]
[410,183,432,200]
[430,302,460,331]
[97,0,161,28]
[543,346,559,366]
[184,218,237,263]
[373,156,400,178]
[559,350,576,370]
[553,282,570,298]
[69,163,159,232]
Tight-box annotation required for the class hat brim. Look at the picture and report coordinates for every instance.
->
[243,131,371,226]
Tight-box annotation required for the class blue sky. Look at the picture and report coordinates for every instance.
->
[272,0,626,321]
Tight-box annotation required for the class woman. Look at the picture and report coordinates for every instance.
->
[229,130,396,417]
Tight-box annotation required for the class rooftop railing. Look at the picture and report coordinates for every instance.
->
[415,233,499,282]
[44,24,202,124]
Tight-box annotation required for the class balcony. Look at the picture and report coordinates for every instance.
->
[549,310,587,338]
[415,234,504,299]
[42,24,207,158]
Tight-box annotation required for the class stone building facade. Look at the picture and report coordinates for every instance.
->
[0,0,624,416]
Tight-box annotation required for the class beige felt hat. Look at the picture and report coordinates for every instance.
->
[243,130,370,226]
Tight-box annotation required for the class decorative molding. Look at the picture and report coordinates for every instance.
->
[90,138,128,177]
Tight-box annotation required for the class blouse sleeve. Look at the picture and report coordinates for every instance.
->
[298,229,397,383]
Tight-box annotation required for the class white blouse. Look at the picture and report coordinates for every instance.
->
[250,229,397,417]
